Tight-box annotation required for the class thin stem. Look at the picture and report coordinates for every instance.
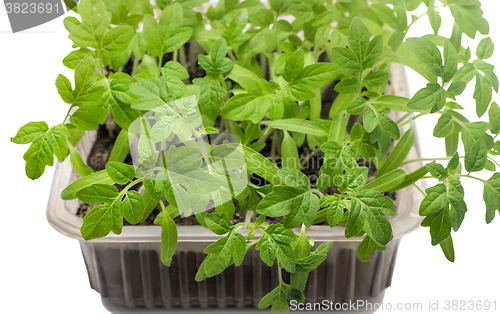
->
[397,111,429,128]
[173,49,178,62]
[228,50,237,62]
[131,56,139,77]
[401,157,453,166]
[454,174,485,183]
[396,112,412,124]
[413,183,426,197]
[271,130,278,166]
[300,147,321,168]
[260,53,267,79]
[179,45,187,68]
[157,54,163,78]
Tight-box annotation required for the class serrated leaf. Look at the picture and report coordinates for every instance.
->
[160,208,177,266]
[263,119,328,137]
[106,162,136,184]
[122,191,145,225]
[474,74,492,118]
[11,121,48,144]
[464,138,487,172]
[433,113,455,138]
[420,184,448,216]
[476,37,494,60]
[75,184,119,204]
[102,25,134,56]
[407,37,443,77]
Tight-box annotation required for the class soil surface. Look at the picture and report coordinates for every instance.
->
[76,45,396,226]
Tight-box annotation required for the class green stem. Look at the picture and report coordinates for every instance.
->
[228,50,237,62]
[157,54,163,78]
[179,45,187,69]
[131,56,139,77]
[413,183,426,197]
[455,174,485,183]
[300,147,321,168]
[401,157,453,166]
[397,111,429,128]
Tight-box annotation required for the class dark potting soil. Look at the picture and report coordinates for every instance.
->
[76,46,396,227]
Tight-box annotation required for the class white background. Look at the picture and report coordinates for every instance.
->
[1,1,499,313]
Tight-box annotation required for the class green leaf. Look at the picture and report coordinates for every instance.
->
[377,126,414,177]
[363,71,389,90]
[483,173,500,223]
[447,81,467,98]
[63,0,111,49]
[81,203,116,240]
[75,184,119,204]
[11,121,48,144]
[108,129,130,163]
[122,191,145,225]
[489,102,500,134]
[334,78,361,94]
[464,138,487,172]
[346,97,367,115]
[362,35,384,68]
[428,11,441,35]
[55,74,74,104]
[281,132,300,170]
[363,109,401,155]
[242,145,279,184]
[443,39,458,83]
[263,119,328,137]
[371,4,396,28]
[474,74,492,118]
[357,236,381,262]
[300,63,340,88]
[345,199,365,238]
[143,3,193,57]
[72,54,104,108]
[407,83,445,110]
[161,61,189,80]
[61,170,114,200]
[102,25,134,56]
[425,162,448,181]
[427,207,451,246]
[63,48,94,69]
[105,162,136,185]
[204,231,246,276]
[476,37,494,60]
[205,213,232,235]
[69,144,93,177]
[283,50,304,82]
[257,186,319,228]
[371,95,411,112]
[439,235,455,262]
[348,17,371,64]
[326,195,346,227]
[255,233,277,267]
[22,132,54,180]
[387,166,428,193]
[199,39,233,77]
[365,169,407,192]
[286,82,315,101]
[221,94,275,124]
[449,4,488,39]
[130,77,186,111]
[420,184,448,216]
[433,113,455,138]
[48,125,69,162]
[160,207,178,266]
[448,190,467,232]
[406,37,443,77]
[258,283,304,312]
[331,47,360,73]
[454,63,477,83]
[354,191,396,246]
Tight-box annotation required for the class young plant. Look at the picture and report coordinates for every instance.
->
[11,0,499,311]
